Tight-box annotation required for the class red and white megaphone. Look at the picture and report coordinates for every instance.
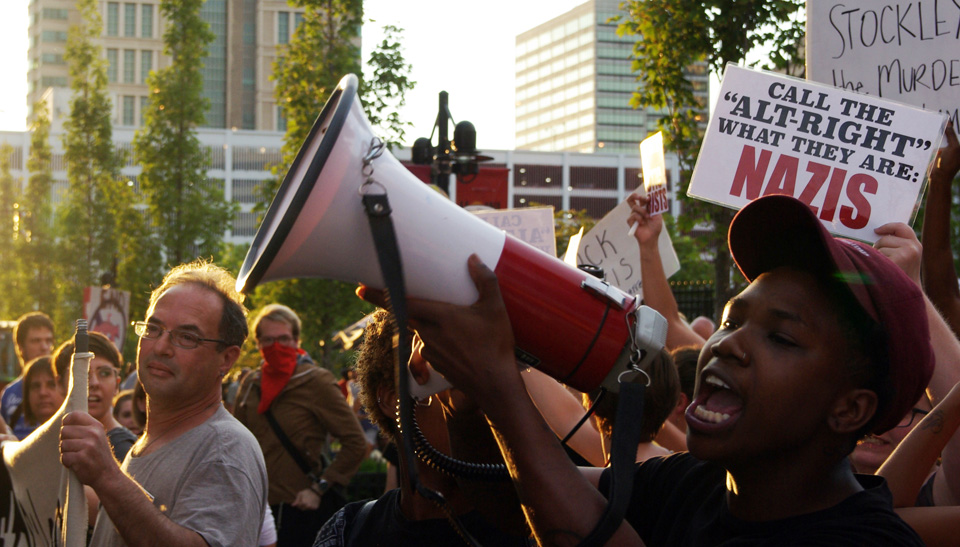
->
[236,74,665,397]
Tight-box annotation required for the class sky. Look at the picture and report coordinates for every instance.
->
[0,0,590,150]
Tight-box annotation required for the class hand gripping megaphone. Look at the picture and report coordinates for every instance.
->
[236,74,666,397]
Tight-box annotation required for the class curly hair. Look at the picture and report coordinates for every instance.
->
[148,259,248,348]
[354,309,398,439]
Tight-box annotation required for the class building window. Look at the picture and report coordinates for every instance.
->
[41,30,68,43]
[277,11,289,44]
[277,106,287,131]
[122,96,135,126]
[123,49,136,83]
[140,96,149,125]
[141,4,153,38]
[106,3,119,36]
[124,3,136,37]
[40,76,68,88]
[42,8,69,19]
[294,12,303,31]
[141,50,152,83]
[106,49,118,83]
[41,53,66,65]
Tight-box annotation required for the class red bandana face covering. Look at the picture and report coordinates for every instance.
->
[258,343,304,414]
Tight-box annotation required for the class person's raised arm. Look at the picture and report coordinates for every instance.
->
[921,121,960,335]
[880,381,960,507]
[358,256,644,546]
[60,412,210,547]
[627,193,705,350]
[521,368,606,467]
[876,221,960,506]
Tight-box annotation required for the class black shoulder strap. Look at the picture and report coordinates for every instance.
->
[345,498,379,546]
[264,409,318,479]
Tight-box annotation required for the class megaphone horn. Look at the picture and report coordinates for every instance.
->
[237,74,665,395]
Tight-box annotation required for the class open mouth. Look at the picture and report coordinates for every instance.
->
[687,372,744,430]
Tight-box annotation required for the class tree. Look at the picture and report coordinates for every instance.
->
[0,144,22,319]
[360,24,416,149]
[17,101,58,315]
[248,4,417,362]
[59,0,126,330]
[134,0,233,266]
[618,0,805,319]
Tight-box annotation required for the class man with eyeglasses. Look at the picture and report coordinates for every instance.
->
[59,260,267,547]
[234,304,366,546]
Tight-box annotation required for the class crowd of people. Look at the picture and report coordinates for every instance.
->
[0,122,956,545]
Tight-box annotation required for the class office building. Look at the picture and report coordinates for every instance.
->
[515,0,708,154]
[26,0,303,131]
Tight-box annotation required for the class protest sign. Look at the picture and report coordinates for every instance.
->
[688,64,946,242]
[472,206,557,256]
[576,196,680,298]
[806,1,960,126]
[641,132,670,216]
[83,286,130,351]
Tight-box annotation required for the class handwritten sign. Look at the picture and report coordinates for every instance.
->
[472,206,557,256]
[688,64,945,242]
[576,197,680,298]
[806,1,960,127]
[641,132,669,216]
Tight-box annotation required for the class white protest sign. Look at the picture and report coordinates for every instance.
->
[806,1,960,126]
[472,206,557,257]
[576,197,680,298]
[688,64,945,242]
[641,132,669,216]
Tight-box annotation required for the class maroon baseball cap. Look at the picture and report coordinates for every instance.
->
[728,195,933,434]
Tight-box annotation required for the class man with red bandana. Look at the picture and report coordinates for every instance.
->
[235,304,367,546]
[363,195,930,545]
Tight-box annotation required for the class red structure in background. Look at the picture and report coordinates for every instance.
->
[403,163,509,210]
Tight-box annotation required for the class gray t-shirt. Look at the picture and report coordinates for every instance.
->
[89,406,267,547]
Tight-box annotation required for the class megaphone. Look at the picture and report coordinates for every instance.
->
[237,74,665,396]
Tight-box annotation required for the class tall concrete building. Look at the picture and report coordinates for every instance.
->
[515,0,708,154]
[26,0,303,132]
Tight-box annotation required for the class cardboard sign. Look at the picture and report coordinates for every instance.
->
[472,206,557,256]
[806,1,960,127]
[688,64,945,242]
[641,132,670,216]
[576,197,680,298]
[83,287,130,352]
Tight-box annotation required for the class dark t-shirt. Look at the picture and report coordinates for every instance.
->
[313,488,531,546]
[599,452,924,546]
[106,426,137,462]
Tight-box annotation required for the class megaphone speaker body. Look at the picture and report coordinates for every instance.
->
[238,74,648,394]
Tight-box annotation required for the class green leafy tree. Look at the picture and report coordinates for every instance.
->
[17,102,58,315]
[619,0,804,318]
[59,0,126,330]
[0,144,22,319]
[134,0,233,267]
[360,24,416,149]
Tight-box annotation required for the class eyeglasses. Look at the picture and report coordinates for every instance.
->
[91,367,118,380]
[257,335,295,346]
[133,321,229,350]
[896,407,930,429]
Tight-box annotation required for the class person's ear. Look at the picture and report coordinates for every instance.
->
[220,345,241,377]
[377,385,397,417]
[829,388,878,433]
[675,392,689,417]
[408,336,431,386]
